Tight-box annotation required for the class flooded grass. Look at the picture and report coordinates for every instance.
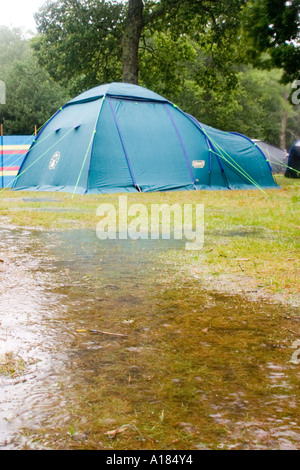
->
[0,175,299,305]
[0,177,299,449]
[0,352,27,377]
[0,228,299,450]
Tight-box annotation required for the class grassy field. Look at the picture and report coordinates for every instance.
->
[0,175,299,450]
[0,174,299,306]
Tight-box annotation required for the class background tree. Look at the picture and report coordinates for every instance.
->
[0,26,69,134]
[1,2,299,147]
[0,26,30,65]
[244,0,300,83]
[32,0,247,90]
[32,0,125,93]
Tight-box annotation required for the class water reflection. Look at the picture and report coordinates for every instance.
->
[0,228,299,449]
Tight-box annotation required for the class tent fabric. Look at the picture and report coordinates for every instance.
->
[67,82,168,106]
[0,135,34,188]
[285,140,300,178]
[252,140,289,174]
[13,82,278,194]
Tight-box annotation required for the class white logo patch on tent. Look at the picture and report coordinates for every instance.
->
[192,160,205,168]
[49,151,61,170]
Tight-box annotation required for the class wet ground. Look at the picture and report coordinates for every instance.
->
[0,227,299,450]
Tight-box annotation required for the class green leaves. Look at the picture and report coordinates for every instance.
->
[1,1,299,146]
[32,0,125,92]
[0,27,69,134]
[31,0,247,94]
[243,0,300,83]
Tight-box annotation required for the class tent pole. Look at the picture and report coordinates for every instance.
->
[0,124,3,189]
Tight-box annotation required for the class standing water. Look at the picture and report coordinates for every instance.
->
[0,227,299,450]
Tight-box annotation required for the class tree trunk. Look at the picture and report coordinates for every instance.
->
[280,90,289,150]
[122,0,144,84]
[280,110,287,150]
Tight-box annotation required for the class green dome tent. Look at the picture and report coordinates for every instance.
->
[13,82,277,194]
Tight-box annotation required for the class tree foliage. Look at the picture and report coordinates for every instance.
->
[244,0,300,83]
[0,2,299,147]
[0,26,69,134]
[32,0,247,91]
[32,0,125,93]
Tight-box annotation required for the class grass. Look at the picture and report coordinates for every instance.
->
[0,175,299,305]
[0,175,299,450]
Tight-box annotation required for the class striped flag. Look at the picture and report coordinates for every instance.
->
[0,136,34,188]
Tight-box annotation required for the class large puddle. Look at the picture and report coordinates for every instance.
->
[0,227,299,450]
